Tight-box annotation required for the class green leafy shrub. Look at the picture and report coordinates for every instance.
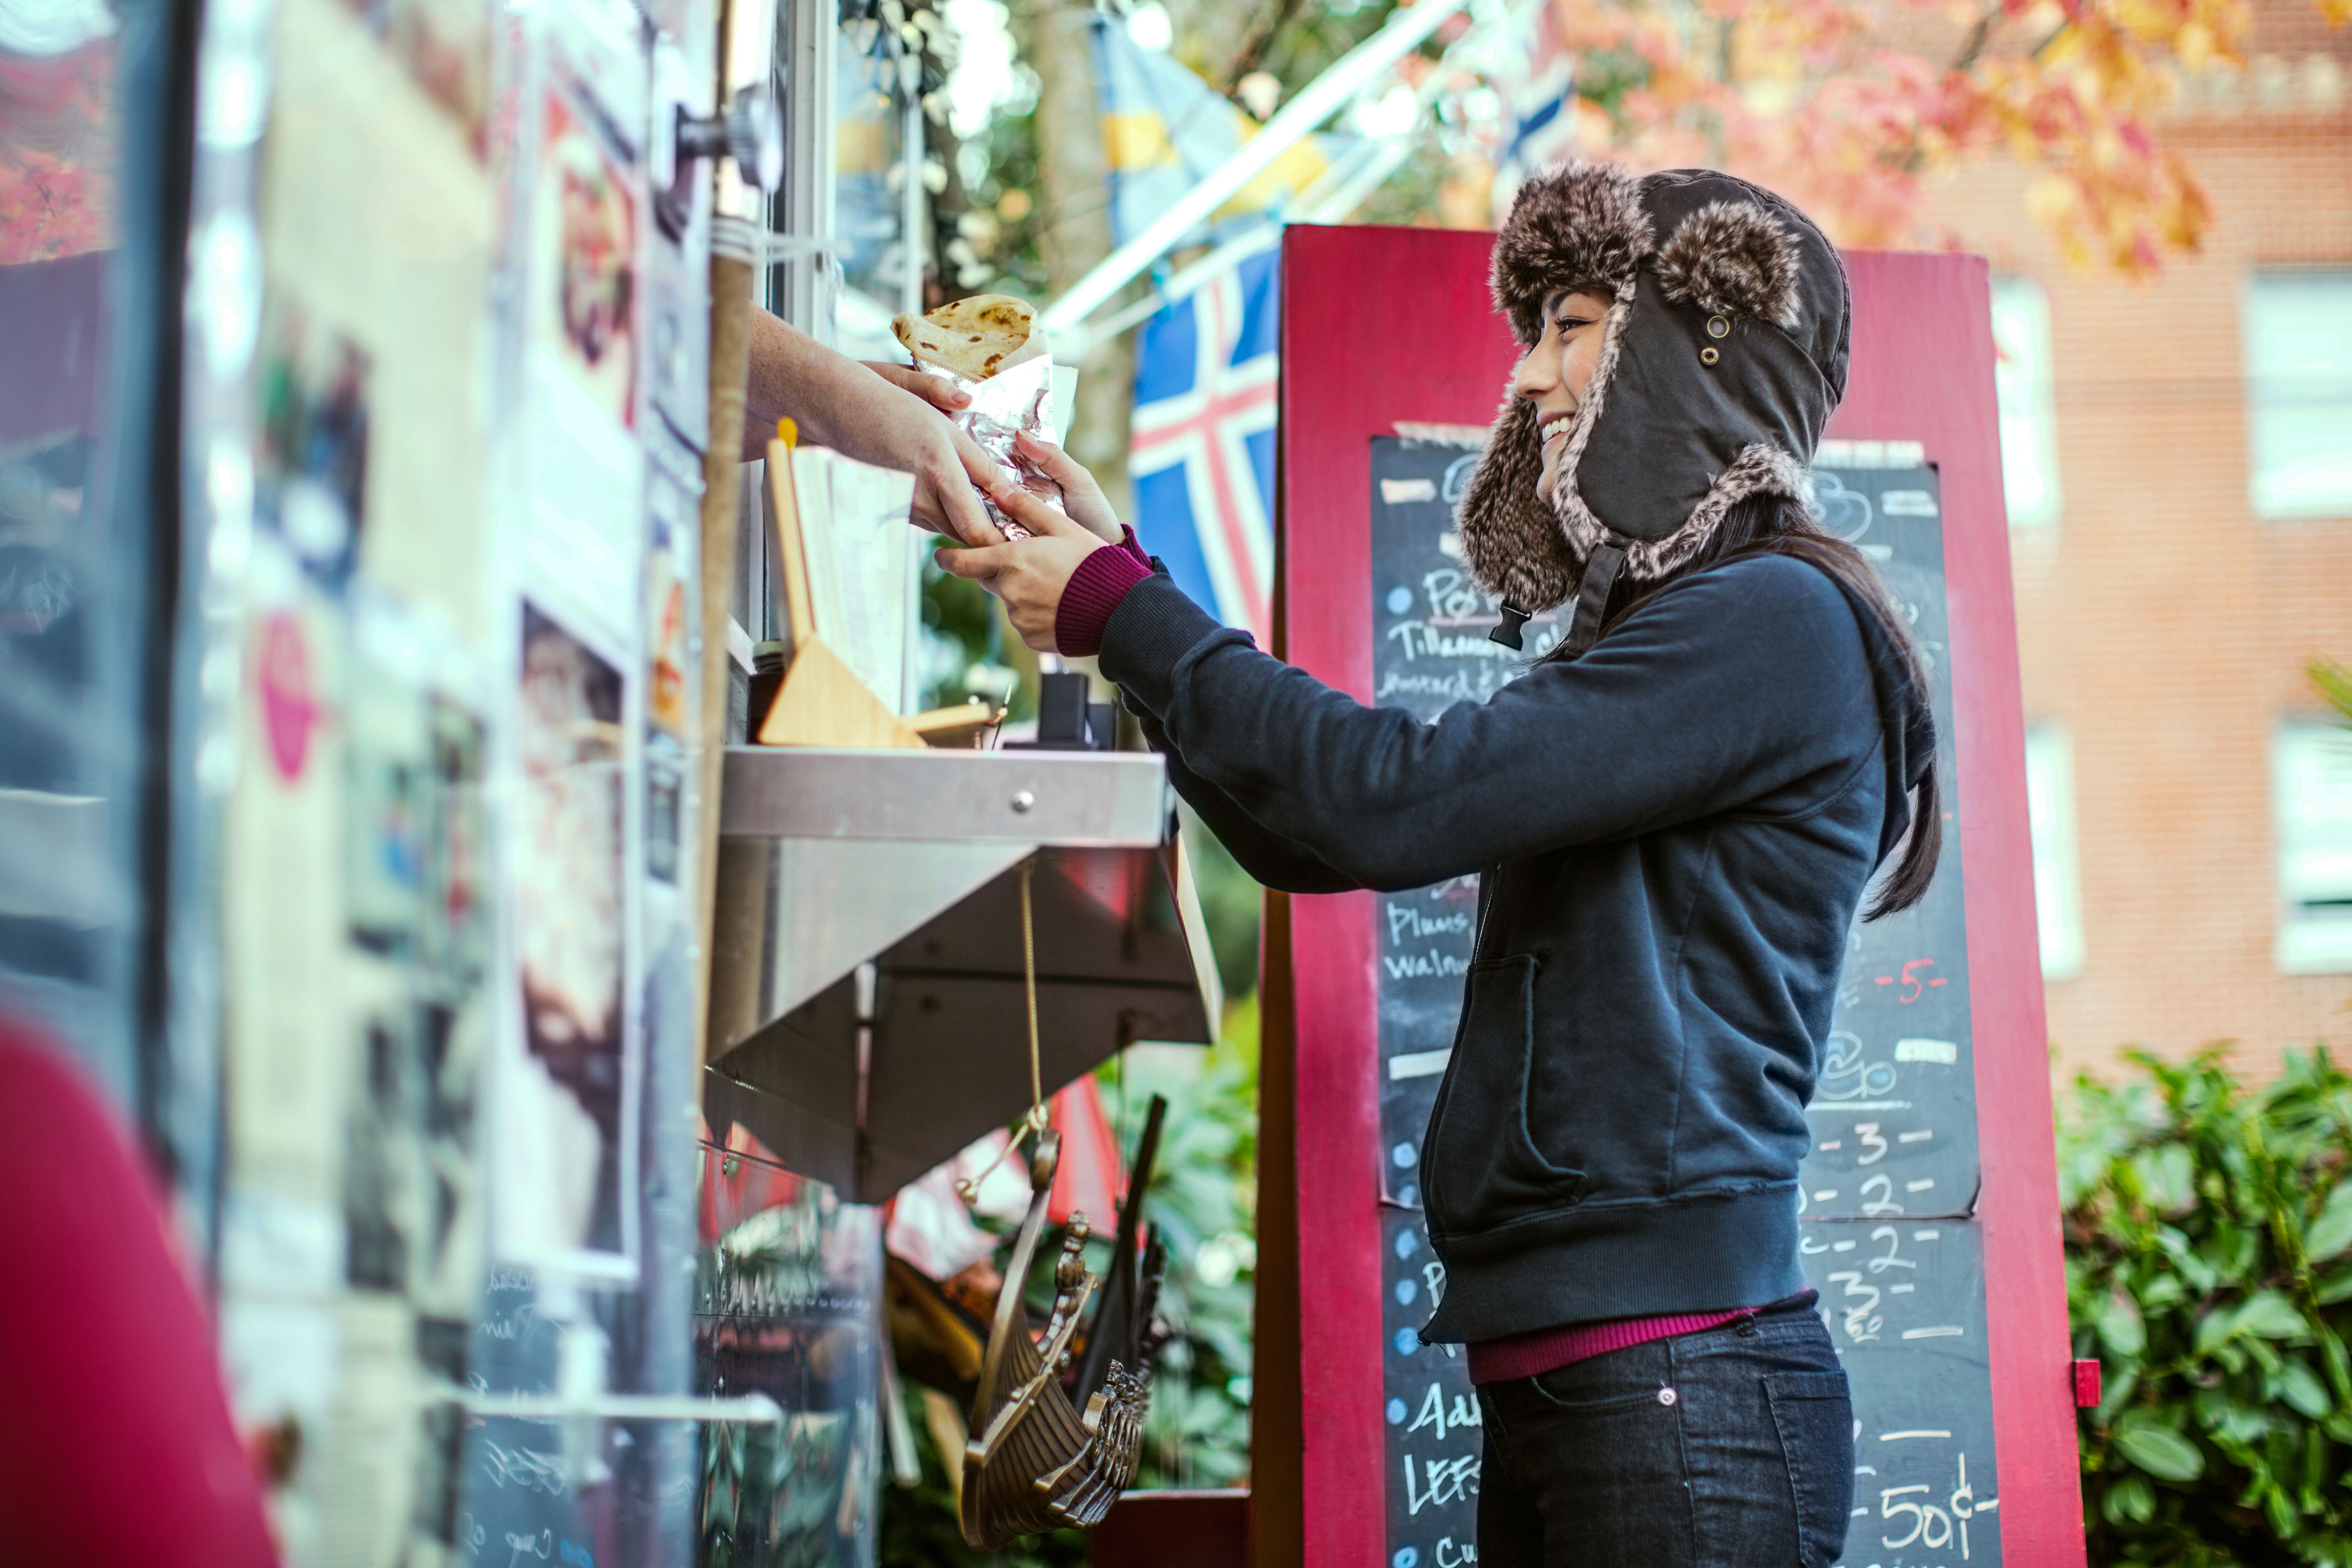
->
[1109,998,1261,1490]
[2062,1047,2352,1566]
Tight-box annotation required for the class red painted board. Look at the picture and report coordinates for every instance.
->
[1832,249,2086,1568]
[1276,224,1523,1568]
[1091,1490,1250,1568]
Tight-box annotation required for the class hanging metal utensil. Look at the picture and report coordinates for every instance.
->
[958,860,1153,1548]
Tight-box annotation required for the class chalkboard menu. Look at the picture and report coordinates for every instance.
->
[1367,436,2000,1568]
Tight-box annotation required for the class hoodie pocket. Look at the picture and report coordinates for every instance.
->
[1423,954,1587,1236]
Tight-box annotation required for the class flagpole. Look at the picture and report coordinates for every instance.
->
[1036,0,1472,338]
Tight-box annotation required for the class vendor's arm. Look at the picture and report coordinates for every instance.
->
[743,308,1003,544]
[947,474,1882,893]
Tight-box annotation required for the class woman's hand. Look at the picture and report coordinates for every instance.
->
[1012,430,1125,544]
[934,477,1107,651]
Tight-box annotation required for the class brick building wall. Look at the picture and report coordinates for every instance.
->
[1918,7,2352,1079]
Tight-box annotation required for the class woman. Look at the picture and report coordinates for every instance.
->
[943,163,1937,1568]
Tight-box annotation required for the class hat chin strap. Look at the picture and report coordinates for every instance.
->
[1563,535,1628,654]
[1487,531,1629,655]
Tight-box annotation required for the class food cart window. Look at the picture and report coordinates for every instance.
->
[767,0,927,350]
[739,0,927,665]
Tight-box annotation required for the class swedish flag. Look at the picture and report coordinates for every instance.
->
[1088,17,1343,248]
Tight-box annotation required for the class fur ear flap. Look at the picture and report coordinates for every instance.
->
[1654,200,1803,327]
[1491,161,1653,345]
[1454,396,1581,612]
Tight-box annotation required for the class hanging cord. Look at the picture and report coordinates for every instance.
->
[1020,857,1042,1116]
[957,859,1051,1205]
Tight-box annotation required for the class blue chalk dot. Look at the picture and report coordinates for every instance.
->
[1387,1398,1408,1424]
[1387,586,1414,615]
[1394,1229,1420,1259]
[1394,1327,1421,1356]
[1394,1550,1420,1568]
[1397,1184,1420,1207]
[1392,1141,1417,1168]
[1395,1278,1419,1305]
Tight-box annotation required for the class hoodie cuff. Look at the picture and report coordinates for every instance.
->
[1116,523,1152,568]
[1097,573,1231,715]
[1054,543,1156,658]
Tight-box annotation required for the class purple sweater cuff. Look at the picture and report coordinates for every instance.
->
[1055,527,1155,657]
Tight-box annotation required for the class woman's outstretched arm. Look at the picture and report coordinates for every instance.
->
[937,448,1879,892]
[1089,559,1879,891]
[1128,704,1361,895]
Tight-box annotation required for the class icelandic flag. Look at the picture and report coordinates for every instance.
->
[1129,245,1279,643]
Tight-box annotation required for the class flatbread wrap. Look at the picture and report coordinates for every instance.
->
[890,294,1063,541]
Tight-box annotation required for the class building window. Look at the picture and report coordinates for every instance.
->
[2246,272,2352,520]
[1991,276,2062,529]
[2025,724,2084,978]
[2276,721,2352,974]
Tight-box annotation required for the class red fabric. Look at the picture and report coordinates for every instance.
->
[1053,526,1156,657]
[1466,1307,1756,1385]
[0,1018,278,1568]
[1045,1076,1125,1229]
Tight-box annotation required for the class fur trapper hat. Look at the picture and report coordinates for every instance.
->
[1457,164,1851,652]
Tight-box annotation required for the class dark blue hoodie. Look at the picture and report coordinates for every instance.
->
[1099,549,1929,1344]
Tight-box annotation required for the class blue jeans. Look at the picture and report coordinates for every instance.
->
[1474,1300,1854,1568]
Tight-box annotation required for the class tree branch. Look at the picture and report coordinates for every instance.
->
[1951,4,2000,73]
[1223,0,1310,93]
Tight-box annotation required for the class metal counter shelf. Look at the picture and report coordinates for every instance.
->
[704,746,1220,1202]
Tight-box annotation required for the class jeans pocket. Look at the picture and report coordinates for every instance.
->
[1764,1371,1855,1568]
[1524,1379,1673,1417]
[1500,1366,1695,1568]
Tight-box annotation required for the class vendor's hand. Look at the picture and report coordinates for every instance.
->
[934,478,1107,651]
[828,371,1007,546]
[1012,431,1125,545]
[860,365,1019,542]
[862,360,971,416]
[743,312,1007,546]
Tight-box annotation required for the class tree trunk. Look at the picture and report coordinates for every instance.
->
[1027,0,1137,519]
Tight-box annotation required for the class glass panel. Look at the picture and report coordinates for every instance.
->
[832,1,916,358]
[2247,272,2352,521]
[2023,724,2083,979]
[0,0,161,1105]
[1990,275,2061,530]
[2276,721,2352,974]
[695,1134,885,1567]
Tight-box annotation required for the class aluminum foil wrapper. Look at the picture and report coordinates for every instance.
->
[922,351,1064,541]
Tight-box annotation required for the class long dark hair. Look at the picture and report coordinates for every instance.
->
[1544,493,1940,920]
